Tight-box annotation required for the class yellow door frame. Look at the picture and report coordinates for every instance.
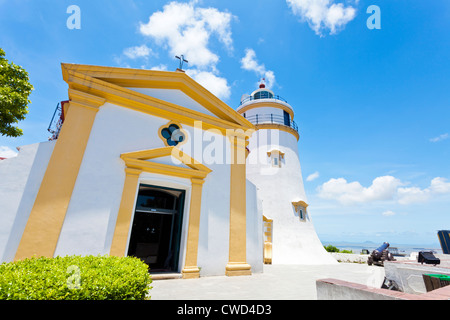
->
[110,147,211,279]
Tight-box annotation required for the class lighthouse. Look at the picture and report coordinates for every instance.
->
[237,82,337,265]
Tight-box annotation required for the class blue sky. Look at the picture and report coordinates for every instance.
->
[1,0,449,247]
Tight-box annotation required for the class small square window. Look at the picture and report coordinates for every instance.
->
[268,150,283,168]
[292,201,309,222]
[272,157,279,167]
[297,206,306,221]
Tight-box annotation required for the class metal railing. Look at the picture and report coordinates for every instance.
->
[240,94,288,106]
[47,102,64,141]
[245,114,298,132]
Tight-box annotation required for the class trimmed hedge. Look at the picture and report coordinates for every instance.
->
[0,255,152,300]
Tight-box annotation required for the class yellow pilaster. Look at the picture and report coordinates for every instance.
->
[182,178,205,279]
[225,132,252,276]
[110,168,142,257]
[14,90,105,261]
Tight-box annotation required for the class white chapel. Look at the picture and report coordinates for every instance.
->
[0,63,336,280]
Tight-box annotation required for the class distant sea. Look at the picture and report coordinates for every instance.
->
[322,240,443,256]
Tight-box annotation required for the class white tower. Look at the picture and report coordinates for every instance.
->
[237,83,337,265]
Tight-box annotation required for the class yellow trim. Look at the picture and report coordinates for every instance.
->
[109,168,141,257]
[263,242,272,265]
[110,147,211,279]
[157,121,188,147]
[65,68,252,135]
[238,101,294,120]
[61,63,255,131]
[263,216,273,264]
[292,201,309,221]
[255,123,299,141]
[226,130,251,164]
[14,90,106,261]
[267,149,285,159]
[182,178,205,279]
[66,88,106,112]
[438,231,449,254]
[120,146,211,179]
[226,133,252,276]
[268,150,284,168]
[292,200,309,209]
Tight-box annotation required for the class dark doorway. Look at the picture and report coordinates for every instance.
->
[127,184,185,273]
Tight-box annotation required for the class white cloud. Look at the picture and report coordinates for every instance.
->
[318,176,402,205]
[382,210,395,217]
[240,48,276,88]
[307,171,320,181]
[123,45,154,59]
[139,1,234,69]
[185,69,231,100]
[398,177,450,204]
[138,1,233,101]
[397,186,430,205]
[429,133,449,143]
[286,0,357,36]
[430,177,450,194]
[0,146,18,158]
[241,49,265,75]
[150,64,168,71]
[318,175,450,206]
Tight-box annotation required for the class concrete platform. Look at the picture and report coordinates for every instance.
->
[149,263,386,300]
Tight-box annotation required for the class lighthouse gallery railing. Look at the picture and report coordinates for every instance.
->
[244,114,298,132]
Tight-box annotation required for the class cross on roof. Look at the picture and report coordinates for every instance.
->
[175,55,189,70]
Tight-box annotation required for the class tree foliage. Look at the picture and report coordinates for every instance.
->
[324,244,340,253]
[0,48,33,137]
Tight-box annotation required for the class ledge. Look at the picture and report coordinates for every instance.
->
[316,278,450,300]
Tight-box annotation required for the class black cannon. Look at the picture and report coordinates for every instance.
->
[367,242,396,266]
[418,251,440,265]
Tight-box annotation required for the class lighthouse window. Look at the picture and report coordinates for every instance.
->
[292,201,309,222]
[297,206,307,221]
[272,157,279,167]
[254,90,273,100]
[268,150,284,168]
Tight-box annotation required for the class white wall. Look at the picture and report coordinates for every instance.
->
[237,99,294,117]
[54,103,169,257]
[0,142,55,262]
[246,180,264,274]
[127,88,217,118]
[243,107,285,120]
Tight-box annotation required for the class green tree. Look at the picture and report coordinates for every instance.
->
[0,48,33,137]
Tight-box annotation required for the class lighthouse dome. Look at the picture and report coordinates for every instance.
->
[236,83,298,140]
[250,83,274,100]
[238,83,290,109]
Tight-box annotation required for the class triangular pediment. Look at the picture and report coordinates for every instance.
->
[120,147,211,180]
[61,63,254,134]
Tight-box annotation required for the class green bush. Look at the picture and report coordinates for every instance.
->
[0,255,152,300]
[324,245,340,253]
[324,245,353,254]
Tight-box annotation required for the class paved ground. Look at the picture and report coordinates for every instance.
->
[149,263,386,300]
